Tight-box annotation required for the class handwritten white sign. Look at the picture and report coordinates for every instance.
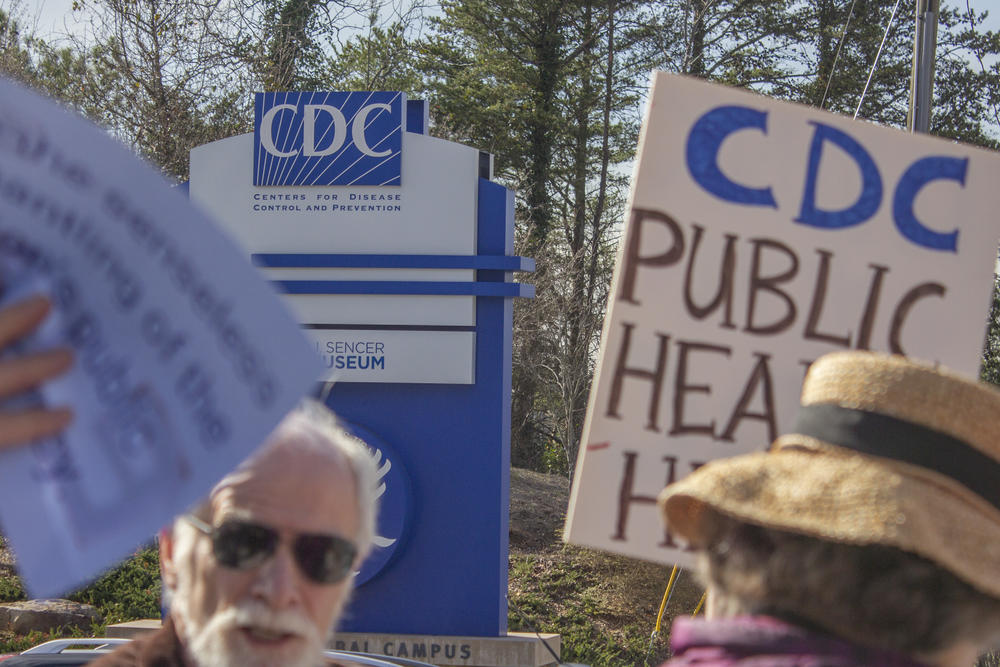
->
[565,73,1000,565]
[0,78,320,596]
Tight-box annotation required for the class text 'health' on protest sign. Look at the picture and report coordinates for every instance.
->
[0,77,319,597]
[565,72,1000,566]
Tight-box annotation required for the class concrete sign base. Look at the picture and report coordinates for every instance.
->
[330,631,561,667]
[106,621,561,667]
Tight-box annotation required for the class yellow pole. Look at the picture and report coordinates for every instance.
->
[692,592,707,617]
[654,564,680,635]
[645,566,682,666]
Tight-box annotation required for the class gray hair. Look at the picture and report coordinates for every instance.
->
[696,513,1000,656]
[173,399,379,569]
[208,398,379,558]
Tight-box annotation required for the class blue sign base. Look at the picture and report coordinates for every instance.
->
[330,179,516,636]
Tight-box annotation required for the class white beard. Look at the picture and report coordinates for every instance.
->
[173,597,326,667]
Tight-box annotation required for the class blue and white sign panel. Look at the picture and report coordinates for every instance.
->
[191,93,527,635]
[309,330,475,384]
[191,94,480,384]
[254,92,403,187]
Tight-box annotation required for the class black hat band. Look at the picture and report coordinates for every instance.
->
[791,403,1000,512]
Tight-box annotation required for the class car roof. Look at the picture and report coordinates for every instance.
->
[0,637,436,667]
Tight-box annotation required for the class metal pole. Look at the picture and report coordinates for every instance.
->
[908,0,940,133]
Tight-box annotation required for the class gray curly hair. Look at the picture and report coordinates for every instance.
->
[178,398,379,558]
[696,512,1000,657]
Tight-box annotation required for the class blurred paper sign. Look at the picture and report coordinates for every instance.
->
[0,78,319,596]
[565,73,1000,565]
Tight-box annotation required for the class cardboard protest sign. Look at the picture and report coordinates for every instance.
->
[565,73,1000,565]
[0,78,319,596]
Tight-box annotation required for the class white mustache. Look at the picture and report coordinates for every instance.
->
[227,600,319,642]
[181,598,326,667]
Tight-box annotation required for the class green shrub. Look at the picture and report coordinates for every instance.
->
[0,545,158,654]
[541,439,569,476]
[0,575,26,602]
[69,545,161,624]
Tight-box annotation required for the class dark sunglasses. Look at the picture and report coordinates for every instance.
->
[184,515,357,584]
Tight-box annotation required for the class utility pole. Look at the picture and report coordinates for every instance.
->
[908,0,940,133]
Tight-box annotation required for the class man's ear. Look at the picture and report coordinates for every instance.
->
[159,527,178,592]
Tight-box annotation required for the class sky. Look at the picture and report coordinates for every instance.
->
[16,0,1000,96]
[22,0,1000,42]
[23,0,81,37]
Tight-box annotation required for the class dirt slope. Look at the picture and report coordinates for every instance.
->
[509,468,703,666]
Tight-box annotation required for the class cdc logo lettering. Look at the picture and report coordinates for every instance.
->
[253,91,403,187]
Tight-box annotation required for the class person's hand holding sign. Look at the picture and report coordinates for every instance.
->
[0,295,72,447]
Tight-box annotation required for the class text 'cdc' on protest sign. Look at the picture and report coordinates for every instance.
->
[564,73,1000,565]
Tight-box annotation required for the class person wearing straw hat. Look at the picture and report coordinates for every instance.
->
[658,350,1000,667]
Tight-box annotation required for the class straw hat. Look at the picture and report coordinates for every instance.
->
[659,350,1000,599]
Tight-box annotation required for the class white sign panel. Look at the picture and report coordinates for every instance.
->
[0,78,319,596]
[269,268,475,328]
[191,120,481,383]
[565,73,1000,565]
[309,330,475,384]
[191,130,478,256]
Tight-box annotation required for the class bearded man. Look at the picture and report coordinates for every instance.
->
[93,400,378,667]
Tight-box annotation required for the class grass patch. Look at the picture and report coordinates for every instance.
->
[507,468,705,666]
[508,546,702,666]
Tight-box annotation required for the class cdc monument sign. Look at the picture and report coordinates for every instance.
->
[188,91,534,648]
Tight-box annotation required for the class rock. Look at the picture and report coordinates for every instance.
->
[0,599,102,634]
